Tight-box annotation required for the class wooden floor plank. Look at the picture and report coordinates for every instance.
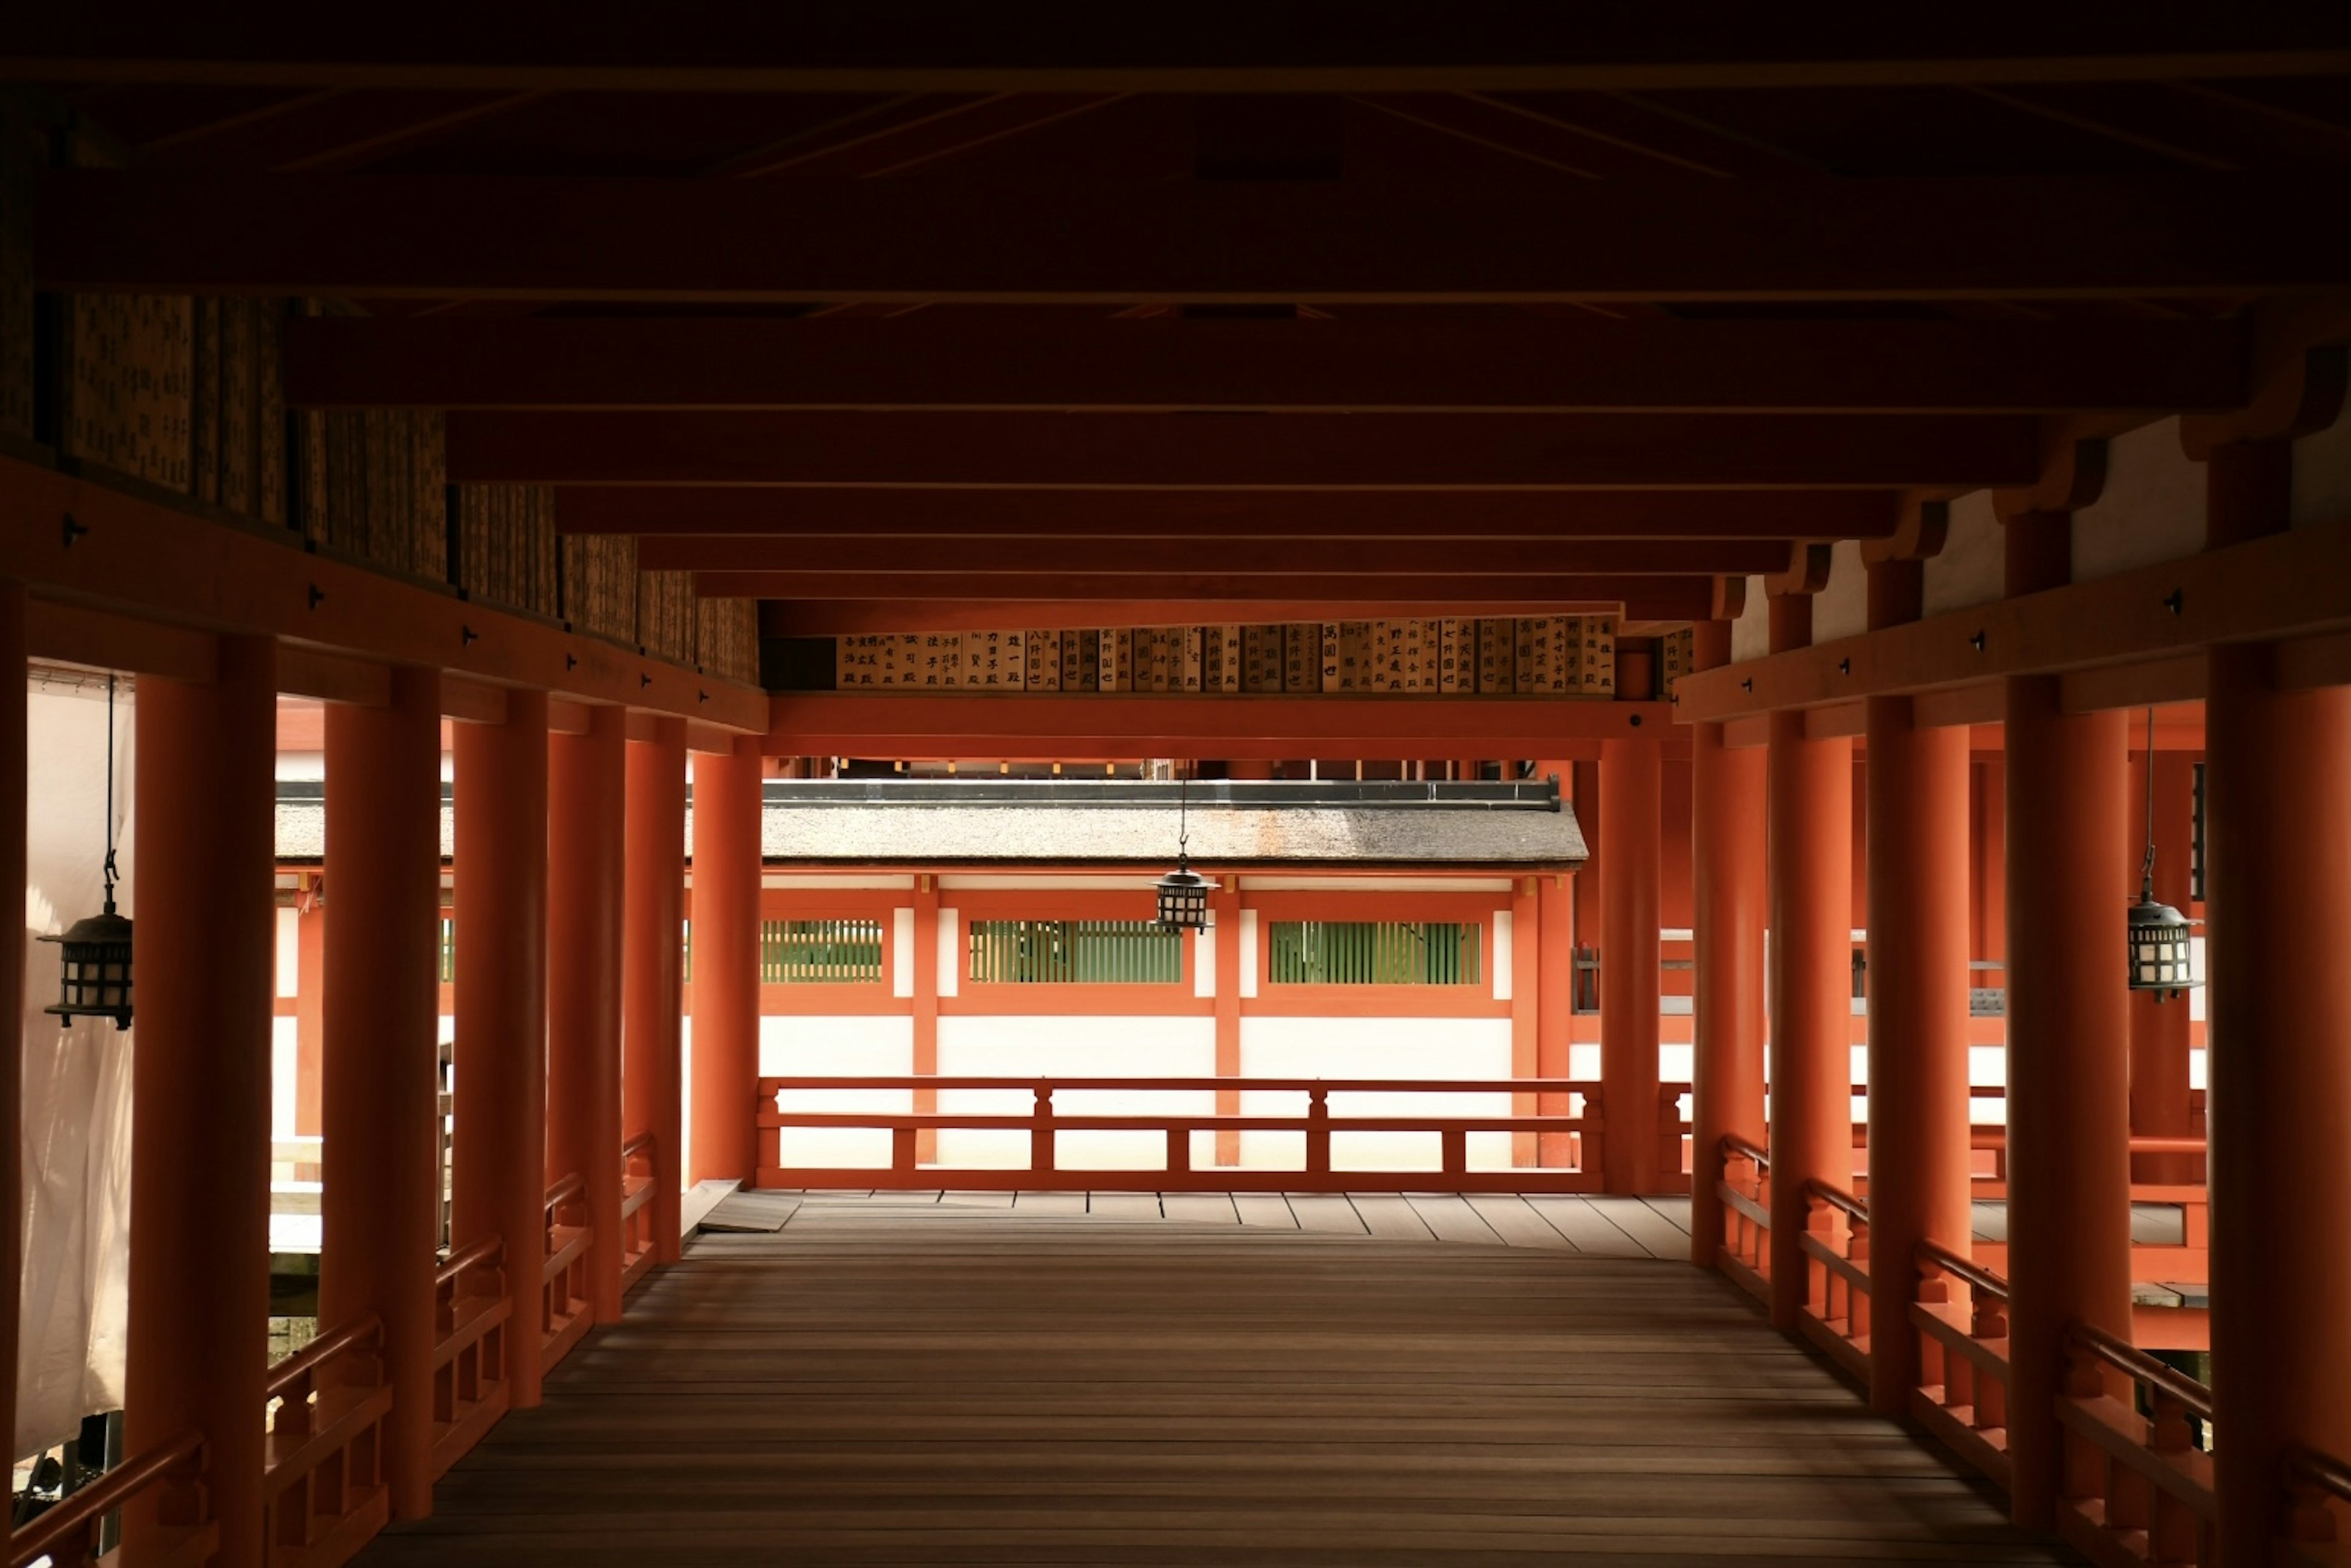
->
[1230,1193,1299,1229]
[1282,1193,1369,1235]
[367,1198,2073,1566]
[1344,1193,1436,1242]
[940,1190,1018,1208]
[1642,1195,1695,1236]
[1012,1190,1089,1215]
[1461,1194,1579,1251]
[1401,1193,1504,1246]
[1518,1195,1653,1258]
[1160,1193,1242,1226]
[1088,1192,1165,1220]
[1591,1195,1689,1259]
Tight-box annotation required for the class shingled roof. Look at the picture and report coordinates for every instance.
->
[274,779,1585,872]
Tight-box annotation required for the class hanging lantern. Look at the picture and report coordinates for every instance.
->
[2126,707,2197,999]
[45,674,133,1030]
[1153,773,1211,933]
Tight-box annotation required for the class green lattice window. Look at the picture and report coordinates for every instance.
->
[1268,920,1482,985]
[968,920,1182,985]
[438,917,454,983]
[762,918,885,984]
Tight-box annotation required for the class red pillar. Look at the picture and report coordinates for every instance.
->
[1212,880,1242,1166]
[126,636,275,1566]
[623,716,688,1266]
[451,691,549,1409]
[910,875,940,1165]
[0,585,23,1515]
[294,895,324,1136]
[1599,734,1662,1193]
[1535,870,1575,1166]
[1765,594,1853,1332]
[1861,559,1974,1417]
[1689,619,1766,1267]
[2203,438,2351,1564]
[319,668,441,1520]
[2126,749,2197,1185]
[548,705,626,1321]
[1510,877,1539,1168]
[689,736,762,1186]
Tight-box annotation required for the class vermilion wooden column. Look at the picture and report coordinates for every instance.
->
[294,896,324,1135]
[1598,732,1662,1193]
[2126,749,2197,1185]
[1535,869,1575,1167]
[1765,593,1852,1333]
[1509,876,1539,1168]
[548,705,626,1322]
[910,875,940,1165]
[2203,438,2351,1564]
[319,667,441,1520]
[451,690,549,1409]
[688,736,762,1185]
[1861,559,1973,1418]
[1689,619,1765,1268]
[623,716,687,1266]
[0,584,24,1516]
[2002,509,2133,1531]
[126,636,275,1567]
[1212,881,1242,1166]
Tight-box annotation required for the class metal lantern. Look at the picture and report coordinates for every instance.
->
[2126,707,2197,998]
[45,673,133,1029]
[1153,773,1212,933]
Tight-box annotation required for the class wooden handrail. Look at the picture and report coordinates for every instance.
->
[544,1172,583,1214]
[1916,1239,2008,1302]
[1720,1133,1769,1169]
[9,1430,205,1568]
[762,1073,1599,1095]
[2288,1444,2351,1505]
[266,1313,383,1404]
[620,1129,656,1162]
[2064,1321,2214,1420]
[762,1109,1588,1132]
[437,1234,502,1290]
[1804,1179,1869,1225]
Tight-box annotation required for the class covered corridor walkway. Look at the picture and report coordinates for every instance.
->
[359,1196,2069,1566]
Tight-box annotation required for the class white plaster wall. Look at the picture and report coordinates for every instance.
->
[1812,539,1869,643]
[1924,490,2004,617]
[1730,574,1769,661]
[271,1017,299,1139]
[937,1015,1215,1168]
[763,1015,917,1168]
[274,907,299,997]
[1491,910,1513,1000]
[2293,398,2351,528]
[1239,1017,1512,1170]
[2072,418,2205,580]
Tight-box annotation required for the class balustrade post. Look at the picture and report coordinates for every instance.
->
[319,667,441,1520]
[1031,1082,1056,1172]
[126,636,274,1566]
[1306,1087,1331,1177]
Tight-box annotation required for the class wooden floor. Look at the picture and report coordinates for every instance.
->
[360,1194,2078,1566]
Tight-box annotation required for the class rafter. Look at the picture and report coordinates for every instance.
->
[696,571,1717,613]
[283,315,2249,414]
[41,170,2351,302]
[444,410,2040,488]
[759,599,1682,637]
[643,534,1783,575]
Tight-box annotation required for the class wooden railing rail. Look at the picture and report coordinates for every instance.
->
[2056,1321,2216,1566]
[1798,1180,1872,1386]
[2284,1445,2351,1555]
[619,1131,658,1292]
[542,1174,593,1375]
[757,1075,1607,1193]
[431,1235,511,1480]
[1712,1135,1771,1304]
[8,1430,214,1568]
[1910,1240,2013,1493]
[263,1313,392,1568]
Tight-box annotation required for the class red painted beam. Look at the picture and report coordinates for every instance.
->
[643,535,1785,576]
[767,692,1685,762]
[759,598,1679,637]
[560,486,1899,540]
[704,571,1718,612]
[40,171,2351,302]
[283,315,2248,414]
[446,410,2040,488]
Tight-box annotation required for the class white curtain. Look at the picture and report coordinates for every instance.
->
[17,678,135,1462]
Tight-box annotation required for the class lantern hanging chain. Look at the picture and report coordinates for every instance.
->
[1177,770,1190,868]
[2137,705,2158,905]
[101,673,119,914]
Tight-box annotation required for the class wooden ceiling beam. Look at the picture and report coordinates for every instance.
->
[12,13,2349,92]
[712,570,1719,613]
[284,315,2250,415]
[560,486,1898,540]
[759,598,1692,637]
[643,535,1787,576]
[446,410,2041,488]
[40,170,2351,301]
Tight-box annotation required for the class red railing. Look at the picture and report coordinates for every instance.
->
[263,1314,392,1568]
[1798,1181,1872,1386]
[756,1076,1607,1193]
[542,1174,592,1374]
[432,1235,511,1480]
[619,1131,658,1293]
[1713,1135,1771,1302]
[2283,1445,2351,1558]
[1911,1240,2013,1493]
[2055,1321,2216,1567]
[8,1430,215,1568]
